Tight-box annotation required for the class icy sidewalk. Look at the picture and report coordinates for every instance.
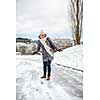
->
[16,55,74,100]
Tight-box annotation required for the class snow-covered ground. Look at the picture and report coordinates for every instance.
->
[53,45,83,72]
[16,45,83,100]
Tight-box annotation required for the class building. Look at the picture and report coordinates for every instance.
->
[53,38,73,49]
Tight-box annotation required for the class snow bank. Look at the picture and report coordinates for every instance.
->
[53,45,83,71]
[16,43,33,47]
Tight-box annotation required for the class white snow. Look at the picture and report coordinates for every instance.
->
[16,45,83,100]
[16,52,21,55]
[16,55,73,100]
[16,43,34,48]
[53,45,83,71]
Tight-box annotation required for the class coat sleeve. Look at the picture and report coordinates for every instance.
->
[37,40,41,52]
[32,40,41,55]
[47,37,58,51]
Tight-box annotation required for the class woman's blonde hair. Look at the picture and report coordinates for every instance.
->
[38,31,47,38]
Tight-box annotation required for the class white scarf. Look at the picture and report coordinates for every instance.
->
[39,37,54,57]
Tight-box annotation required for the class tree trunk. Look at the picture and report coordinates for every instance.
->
[76,0,80,45]
[68,0,83,45]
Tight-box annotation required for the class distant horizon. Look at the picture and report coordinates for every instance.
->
[16,32,74,41]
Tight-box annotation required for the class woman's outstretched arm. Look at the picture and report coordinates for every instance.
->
[47,37,62,52]
[32,40,41,55]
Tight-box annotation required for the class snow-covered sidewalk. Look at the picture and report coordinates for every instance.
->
[16,54,83,100]
[16,55,73,100]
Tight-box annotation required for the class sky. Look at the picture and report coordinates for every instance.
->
[16,0,71,40]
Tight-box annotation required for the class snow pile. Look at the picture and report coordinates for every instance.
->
[16,43,31,47]
[53,45,83,71]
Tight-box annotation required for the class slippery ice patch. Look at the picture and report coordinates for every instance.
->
[16,55,73,100]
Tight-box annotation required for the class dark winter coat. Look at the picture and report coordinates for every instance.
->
[35,37,58,61]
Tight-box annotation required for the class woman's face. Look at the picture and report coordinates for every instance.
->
[39,32,45,39]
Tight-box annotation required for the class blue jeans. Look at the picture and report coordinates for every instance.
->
[43,60,51,77]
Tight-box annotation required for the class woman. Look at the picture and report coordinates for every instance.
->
[33,31,62,80]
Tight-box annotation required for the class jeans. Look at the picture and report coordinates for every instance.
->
[43,60,51,77]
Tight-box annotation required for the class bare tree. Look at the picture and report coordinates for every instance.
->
[68,0,83,45]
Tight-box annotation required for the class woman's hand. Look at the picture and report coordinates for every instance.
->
[57,49,63,52]
[32,51,37,55]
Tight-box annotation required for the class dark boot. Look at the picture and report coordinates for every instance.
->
[47,76,50,80]
[41,75,46,79]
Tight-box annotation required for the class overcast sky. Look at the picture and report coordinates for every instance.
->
[16,0,71,40]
